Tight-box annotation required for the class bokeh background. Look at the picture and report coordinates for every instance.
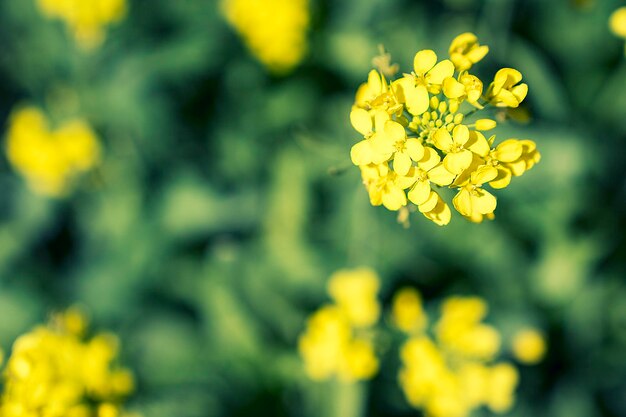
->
[0,0,625,416]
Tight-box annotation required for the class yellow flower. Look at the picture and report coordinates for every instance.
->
[485,68,528,108]
[350,108,390,166]
[370,120,425,176]
[6,106,101,197]
[299,269,381,382]
[0,308,135,417]
[404,147,455,210]
[610,7,626,40]
[221,0,309,74]
[453,165,499,221]
[355,70,402,114]
[37,0,126,49]
[448,32,489,71]
[511,328,546,365]
[395,50,455,116]
[391,287,428,334]
[432,125,476,175]
[360,163,410,211]
[327,268,380,328]
[298,306,352,381]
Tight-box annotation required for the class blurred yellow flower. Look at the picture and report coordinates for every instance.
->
[221,0,309,74]
[512,328,547,365]
[610,7,626,39]
[327,268,380,328]
[398,290,518,417]
[0,308,135,417]
[6,106,101,197]
[299,268,381,382]
[349,33,540,225]
[391,287,428,334]
[37,0,127,49]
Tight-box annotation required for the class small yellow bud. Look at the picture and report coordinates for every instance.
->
[475,119,497,131]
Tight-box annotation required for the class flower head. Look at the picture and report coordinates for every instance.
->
[0,308,135,417]
[397,290,518,417]
[221,0,309,73]
[348,33,539,226]
[6,106,101,197]
[299,268,381,382]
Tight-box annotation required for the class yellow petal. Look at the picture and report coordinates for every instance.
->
[489,166,512,189]
[449,32,477,53]
[367,70,382,95]
[471,165,498,185]
[417,146,441,171]
[427,60,455,85]
[413,50,437,75]
[444,150,472,175]
[405,84,430,116]
[453,188,472,217]
[394,152,412,176]
[383,120,406,142]
[350,108,372,136]
[494,139,523,162]
[428,164,455,186]
[466,45,489,63]
[350,140,374,165]
[511,83,528,104]
[418,190,438,213]
[466,131,490,157]
[452,124,470,146]
[473,188,497,214]
[423,199,451,226]
[382,185,407,211]
[506,159,527,177]
[408,179,431,205]
[443,77,466,99]
[432,128,453,152]
[372,110,390,130]
[405,138,424,161]
[496,68,523,89]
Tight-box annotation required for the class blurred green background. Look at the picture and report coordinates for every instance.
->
[0,0,625,416]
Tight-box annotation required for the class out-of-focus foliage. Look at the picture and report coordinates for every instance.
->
[0,0,625,416]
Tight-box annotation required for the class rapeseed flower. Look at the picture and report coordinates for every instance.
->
[221,0,309,74]
[349,33,540,225]
[0,308,136,417]
[394,288,519,417]
[298,268,381,382]
[5,106,101,197]
[37,0,127,49]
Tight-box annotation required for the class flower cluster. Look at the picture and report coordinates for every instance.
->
[0,308,136,417]
[221,0,309,74]
[6,106,101,197]
[394,289,518,417]
[298,268,380,382]
[610,7,626,54]
[36,0,127,49]
[350,33,540,225]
